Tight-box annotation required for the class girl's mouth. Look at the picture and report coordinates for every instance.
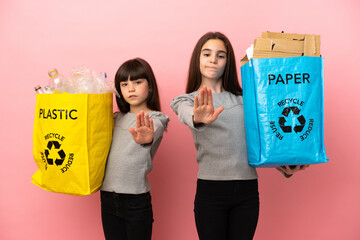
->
[206,66,217,70]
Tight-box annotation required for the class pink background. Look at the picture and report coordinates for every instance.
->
[1,0,359,239]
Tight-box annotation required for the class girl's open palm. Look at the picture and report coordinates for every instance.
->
[129,111,154,144]
[193,86,224,125]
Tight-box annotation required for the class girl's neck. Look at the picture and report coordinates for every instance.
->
[129,105,153,114]
[198,77,224,93]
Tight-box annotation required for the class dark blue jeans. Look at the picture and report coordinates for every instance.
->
[100,191,153,240]
[194,179,259,240]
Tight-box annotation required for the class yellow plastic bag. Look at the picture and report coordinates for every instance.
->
[32,93,113,196]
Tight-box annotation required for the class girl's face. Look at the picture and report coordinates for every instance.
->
[120,76,149,112]
[199,39,227,82]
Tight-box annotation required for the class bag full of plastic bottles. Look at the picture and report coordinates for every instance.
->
[32,66,114,195]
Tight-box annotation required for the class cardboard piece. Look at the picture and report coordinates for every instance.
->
[240,31,321,66]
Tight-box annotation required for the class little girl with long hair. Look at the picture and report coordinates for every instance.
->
[171,32,305,240]
[101,58,169,240]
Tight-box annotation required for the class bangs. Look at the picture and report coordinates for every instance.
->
[118,61,148,82]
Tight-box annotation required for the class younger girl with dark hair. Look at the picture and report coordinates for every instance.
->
[101,58,169,240]
[171,32,306,240]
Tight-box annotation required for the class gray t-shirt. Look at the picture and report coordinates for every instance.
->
[101,111,169,194]
[171,91,257,180]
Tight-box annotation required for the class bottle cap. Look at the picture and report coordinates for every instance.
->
[48,69,59,78]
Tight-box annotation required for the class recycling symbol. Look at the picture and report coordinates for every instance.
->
[44,141,66,166]
[278,106,306,133]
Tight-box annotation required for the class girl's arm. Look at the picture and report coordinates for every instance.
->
[129,111,154,145]
[193,86,224,125]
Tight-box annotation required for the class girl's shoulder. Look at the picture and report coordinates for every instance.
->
[113,111,132,119]
[171,91,198,105]
[113,111,121,119]
[173,91,199,101]
[149,111,169,129]
[148,111,168,120]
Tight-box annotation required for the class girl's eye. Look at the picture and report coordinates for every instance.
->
[135,80,142,85]
[218,55,226,59]
[203,53,210,57]
[121,83,127,87]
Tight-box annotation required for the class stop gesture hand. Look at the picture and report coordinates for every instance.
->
[193,86,224,125]
[129,111,154,145]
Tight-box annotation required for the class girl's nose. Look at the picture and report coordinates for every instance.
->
[128,84,135,92]
[210,55,218,64]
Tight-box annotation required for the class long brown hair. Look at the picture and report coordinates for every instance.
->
[114,58,161,113]
[186,32,242,95]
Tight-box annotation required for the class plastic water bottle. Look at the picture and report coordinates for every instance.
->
[101,72,107,79]
[48,69,65,90]
[34,85,43,94]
